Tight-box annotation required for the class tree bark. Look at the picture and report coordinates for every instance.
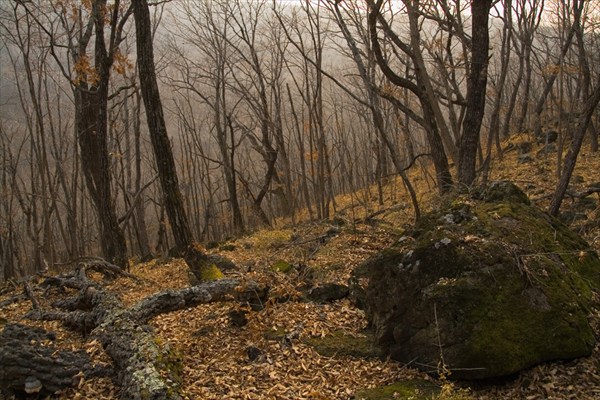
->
[0,323,110,396]
[71,0,129,268]
[133,0,193,250]
[548,76,600,216]
[457,0,493,186]
[132,0,216,280]
[7,262,267,399]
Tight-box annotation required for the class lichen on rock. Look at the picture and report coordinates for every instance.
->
[358,182,599,379]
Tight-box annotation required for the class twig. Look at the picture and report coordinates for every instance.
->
[24,280,41,310]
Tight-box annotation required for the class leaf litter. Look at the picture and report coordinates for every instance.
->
[1,139,599,399]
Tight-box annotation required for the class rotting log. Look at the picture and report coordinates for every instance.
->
[0,323,111,395]
[4,260,268,399]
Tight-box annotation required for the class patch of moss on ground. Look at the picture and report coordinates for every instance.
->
[304,330,384,359]
[200,263,224,281]
[263,327,287,341]
[354,379,441,400]
[271,259,293,273]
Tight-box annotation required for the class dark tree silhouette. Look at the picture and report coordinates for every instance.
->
[457,0,493,186]
[132,0,211,280]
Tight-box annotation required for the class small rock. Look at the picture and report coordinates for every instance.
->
[537,130,558,144]
[517,141,533,154]
[206,254,236,271]
[482,181,530,205]
[305,283,349,303]
[228,309,248,327]
[246,346,263,362]
[218,244,237,252]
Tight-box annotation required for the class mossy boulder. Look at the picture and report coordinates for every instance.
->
[360,182,599,379]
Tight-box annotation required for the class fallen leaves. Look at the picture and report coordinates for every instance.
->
[1,143,599,399]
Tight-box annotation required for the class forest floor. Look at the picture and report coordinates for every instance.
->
[1,136,600,399]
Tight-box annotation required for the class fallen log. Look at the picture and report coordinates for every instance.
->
[0,323,111,395]
[8,261,268,399]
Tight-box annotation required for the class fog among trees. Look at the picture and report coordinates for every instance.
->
[1,0,599,281]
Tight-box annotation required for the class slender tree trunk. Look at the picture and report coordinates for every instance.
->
[71,0,128,268]
[532,0,583,138]
[457,0,492,186]
[548,77,600,216]
[133,0,193,249]
[132,90,152,259]
[132,0,210,279]
[482,0,512,184]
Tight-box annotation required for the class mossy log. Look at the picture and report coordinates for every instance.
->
[8,261,268,399]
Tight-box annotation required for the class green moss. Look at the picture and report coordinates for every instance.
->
[354,379,441,400]
[473,201,600,290]
[434,252,595,377]
[200,263,224,281]
[153,339,184,396]
[263,327,287,341]
[402,191,595,378]
[271,259,293,274]
[304,330,383,359]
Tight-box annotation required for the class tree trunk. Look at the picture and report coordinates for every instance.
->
[0,323,110,395]
[132,0,216,282]
[548,76,600,216]
[72,0,128,268]
[367,0,453,193]
[457,0,492,186]
[76,87,127,268]
[133,0,193,250]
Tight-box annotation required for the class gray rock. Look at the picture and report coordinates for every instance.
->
[305,283,349,303]
[537,130,558,144]
[358,182,598,379]
[517,141,533,154]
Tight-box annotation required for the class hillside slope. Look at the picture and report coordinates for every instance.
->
[1,138,599,399]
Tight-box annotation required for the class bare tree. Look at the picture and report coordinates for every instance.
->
[456,0,493,186]
[365,0,454,192]
[132,0,213,280]
[169,0,246,234]
[12,0,132,267]
[549,73,600,216]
